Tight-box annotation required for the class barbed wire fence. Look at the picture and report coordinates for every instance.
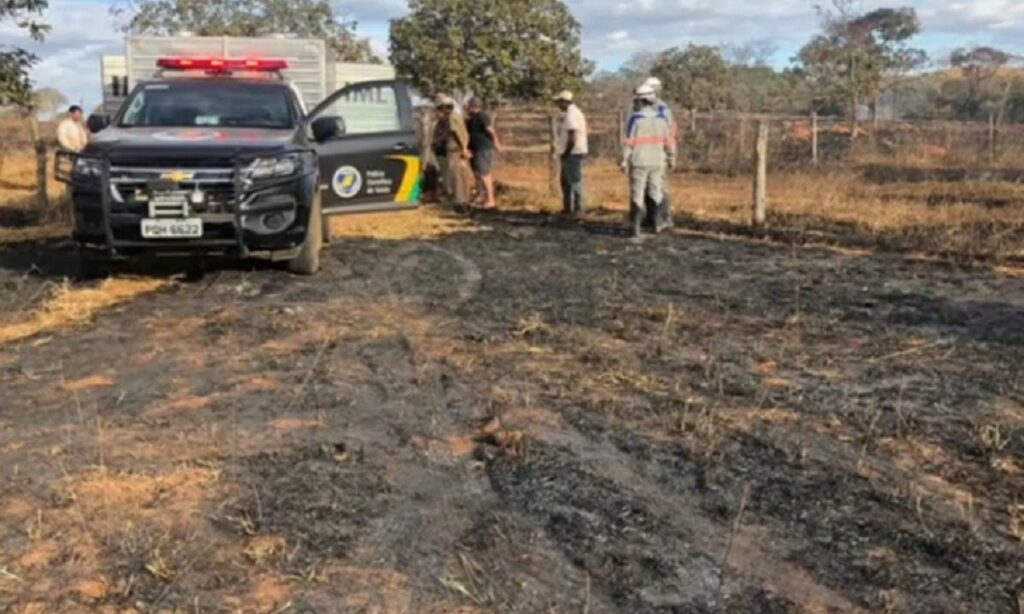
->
[499,107,1024,172]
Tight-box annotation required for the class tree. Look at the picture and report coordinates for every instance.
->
[389,0,590,103]
[650,44,730,111]
[950,46,1010,120]
[722,41,778,68]
[121,0,376,62]
[1005,78,1024,124]
[794,1,923,134]
[31,87,68,118]
[620,51,659,80]
[0,0,50,107]
[729,65,810,114]
[582,70,634,109]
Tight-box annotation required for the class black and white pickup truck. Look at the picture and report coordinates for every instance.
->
[57,56,422,275]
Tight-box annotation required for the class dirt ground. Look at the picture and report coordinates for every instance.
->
[1,163,1024,612]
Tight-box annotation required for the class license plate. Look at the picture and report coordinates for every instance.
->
[140,218,203,239]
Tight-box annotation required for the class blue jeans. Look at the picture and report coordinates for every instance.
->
[560,154,584,214]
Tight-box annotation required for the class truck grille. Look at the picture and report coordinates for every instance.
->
[109,164,237,214]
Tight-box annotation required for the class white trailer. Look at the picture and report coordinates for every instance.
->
[102,36,395,115]
[102,36,328,113]
[100,55,128,114]
[333,62,395,89]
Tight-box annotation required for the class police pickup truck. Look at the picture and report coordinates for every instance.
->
[57,56,422,276]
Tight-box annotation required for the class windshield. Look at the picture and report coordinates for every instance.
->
[120,82,297,129]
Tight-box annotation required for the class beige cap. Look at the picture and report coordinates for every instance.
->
[435,93,455,107]
[553,90,574,102]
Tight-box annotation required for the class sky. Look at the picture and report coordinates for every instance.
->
[1,0,1022,110]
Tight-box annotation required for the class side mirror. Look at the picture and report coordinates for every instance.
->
[311,116,346,142]
[86,114,110,134]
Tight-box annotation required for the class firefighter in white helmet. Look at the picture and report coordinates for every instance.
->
[642,76,677,230]
[621,84,677,239]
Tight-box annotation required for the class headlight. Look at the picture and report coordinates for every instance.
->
[248,155,300,180]
[73,157,103,178]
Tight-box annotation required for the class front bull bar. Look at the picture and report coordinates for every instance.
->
[54,149,256,258]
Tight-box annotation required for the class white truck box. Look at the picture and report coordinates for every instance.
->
[102,37,396,116]
[102,36,329,113]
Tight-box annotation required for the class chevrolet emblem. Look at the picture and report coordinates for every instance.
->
[160,170,195,182]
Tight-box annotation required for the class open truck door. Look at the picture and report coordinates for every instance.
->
[308,80,422,215]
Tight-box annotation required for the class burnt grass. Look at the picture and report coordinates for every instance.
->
[0,207,1023,612]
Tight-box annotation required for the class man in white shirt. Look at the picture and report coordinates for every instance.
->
[553,90,588,217]
[56,105,89,153]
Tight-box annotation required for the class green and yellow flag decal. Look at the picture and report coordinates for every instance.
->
[388,155,422,204]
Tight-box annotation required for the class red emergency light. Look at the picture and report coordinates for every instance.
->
[156,57,289,72]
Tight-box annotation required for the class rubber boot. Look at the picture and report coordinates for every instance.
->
[656,194,674,232]
[629,203,644,241]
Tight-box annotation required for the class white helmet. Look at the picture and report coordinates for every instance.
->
[644,77,662,92]
[634,84,656,101]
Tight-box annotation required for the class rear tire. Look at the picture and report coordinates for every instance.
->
[287,195,323,276]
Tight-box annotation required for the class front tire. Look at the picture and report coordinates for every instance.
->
[73,247,109,280]
[287,196,323,276]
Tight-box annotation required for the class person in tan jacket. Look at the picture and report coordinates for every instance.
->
[430,94,472,205]
[56,105,89,153]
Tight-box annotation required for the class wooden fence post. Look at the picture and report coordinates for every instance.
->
[738,114,748,166]
[28,115,48,209]
[988,111,996,162]
[811,111,819,166]
[617,110,625,156]
[548,115,559,197]
[689,108,697,132]
[752,120,768,227]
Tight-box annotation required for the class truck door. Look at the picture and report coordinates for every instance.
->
[308,80,421,215]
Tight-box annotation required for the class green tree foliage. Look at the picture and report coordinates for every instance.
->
[580,52,659,109]
[722,42,811,113]
[121,0,376,61]
[650,44,730,111]
[583,70,634,109]
[389,0,590,103]
[729,65,811,114]
[1005,79,1024,124]
[794,1,924,130]
[949,46,1010,119]
[0,0,50,107]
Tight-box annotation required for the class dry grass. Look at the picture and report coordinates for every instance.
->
[498,161,1024,260]
[0,150,64,206]
[0,148,69,244]
[0,278,169,346]
[328,205,482,240]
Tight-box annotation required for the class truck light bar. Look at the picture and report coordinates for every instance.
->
[156,57,289,72]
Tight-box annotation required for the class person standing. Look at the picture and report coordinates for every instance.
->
[621,85,676,239]
[466,97,502,209]
[416,103,440,203]
[553,90,588,217]
[642,77,677,230]
[432,94,472,206]
[56,105,89,153]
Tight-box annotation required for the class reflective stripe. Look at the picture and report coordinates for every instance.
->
[623,135,674,146]
[625,112,643,138]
